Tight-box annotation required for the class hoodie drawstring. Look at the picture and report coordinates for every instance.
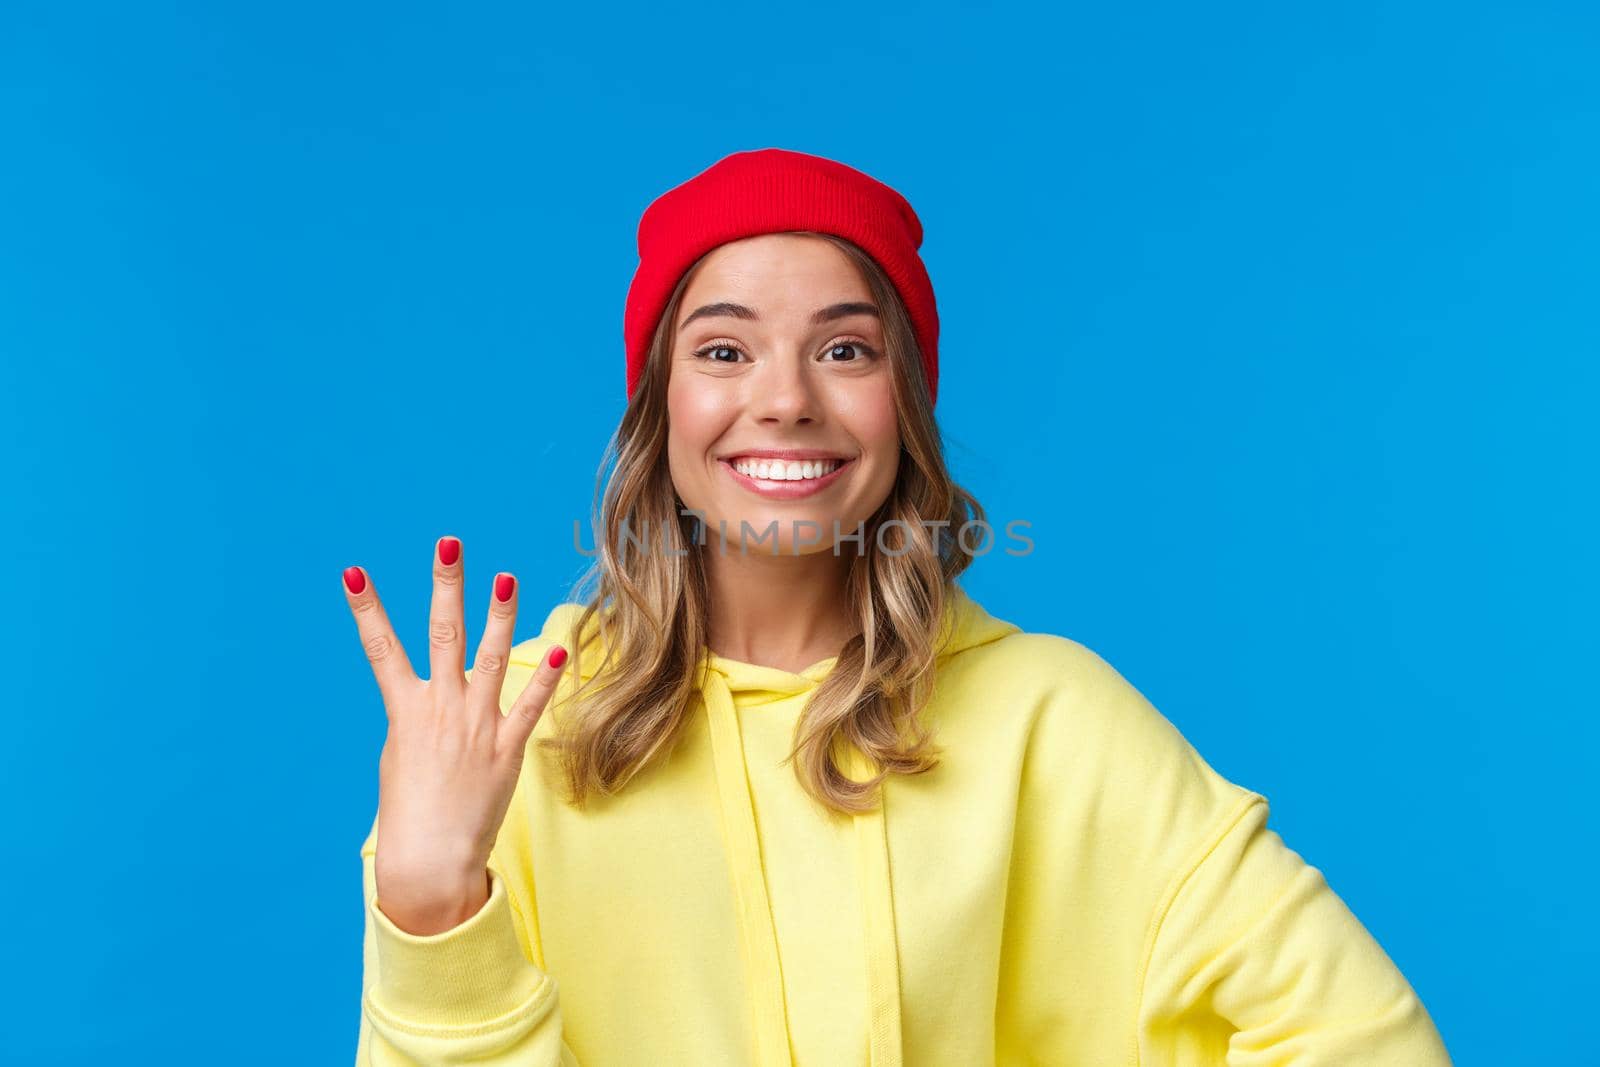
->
[848,742,904,1067]
[701,665,905,1067]
[703,667,794,1067]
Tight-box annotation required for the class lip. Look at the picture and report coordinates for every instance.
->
[720,457,854,500]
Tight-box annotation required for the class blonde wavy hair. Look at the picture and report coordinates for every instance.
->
[537,231,983,815]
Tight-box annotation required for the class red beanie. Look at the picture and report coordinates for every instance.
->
[623,148,940,405]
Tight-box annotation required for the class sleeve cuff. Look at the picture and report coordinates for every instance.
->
[368,866,552,1027]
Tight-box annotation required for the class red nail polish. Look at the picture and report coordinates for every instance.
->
[547,645,568,669]
[343,566,366,594]
[438,537,461,566]
[494,574,516,602]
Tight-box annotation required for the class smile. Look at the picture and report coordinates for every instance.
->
[729,457,844,480]
[719,456,854,499]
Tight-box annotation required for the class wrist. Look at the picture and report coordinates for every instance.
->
[377,868,492,936]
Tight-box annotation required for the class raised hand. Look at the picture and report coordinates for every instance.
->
[343,536,568,935]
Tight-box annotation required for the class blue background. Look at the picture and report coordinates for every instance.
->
[4,2,1593,1062]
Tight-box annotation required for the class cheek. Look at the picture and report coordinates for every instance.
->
[666,381,736,461]
[850,389,900,453]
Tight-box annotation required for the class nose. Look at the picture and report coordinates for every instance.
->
[751,351,819,426]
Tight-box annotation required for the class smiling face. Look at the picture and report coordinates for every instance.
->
[665,233,901,557]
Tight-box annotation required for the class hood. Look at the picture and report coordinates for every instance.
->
[542,585,1020,1066]
[551,583,1018,694]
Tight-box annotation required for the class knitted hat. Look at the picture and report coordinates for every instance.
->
[623,148,940,405]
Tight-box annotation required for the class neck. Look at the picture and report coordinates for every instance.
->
[702,545,856,674]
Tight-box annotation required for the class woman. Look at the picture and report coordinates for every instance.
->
[348,148,1451,1065]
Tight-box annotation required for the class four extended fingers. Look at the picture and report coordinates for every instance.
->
[342,565,419,710]
[346,538,554,729]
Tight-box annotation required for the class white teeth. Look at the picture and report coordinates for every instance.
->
[731,457,843,481]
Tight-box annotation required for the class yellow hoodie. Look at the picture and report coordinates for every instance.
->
[355,587,1451,1065]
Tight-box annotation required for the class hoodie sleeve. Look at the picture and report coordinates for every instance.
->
[355,833,582,1066]
[1136,794,1453,1065]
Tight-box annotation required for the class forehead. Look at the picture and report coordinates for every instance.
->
[680,234,871,312]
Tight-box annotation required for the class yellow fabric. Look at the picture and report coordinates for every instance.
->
[356,587,1451,1065]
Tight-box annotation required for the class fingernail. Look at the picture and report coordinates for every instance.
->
[438,537,461,566]
[343,566,366,594]
[494,573,516,602]
[547,645,568,670]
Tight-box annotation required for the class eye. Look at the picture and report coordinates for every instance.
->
[821,340,877,362]
[690,341,747,363]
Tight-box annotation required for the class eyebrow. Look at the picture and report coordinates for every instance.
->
[677,301,880,332]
